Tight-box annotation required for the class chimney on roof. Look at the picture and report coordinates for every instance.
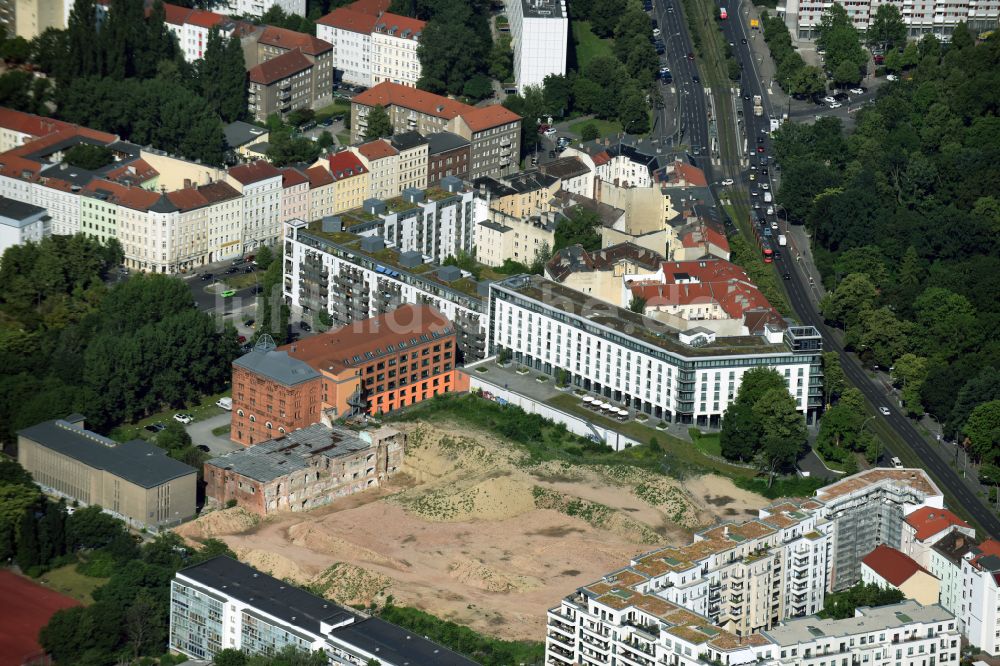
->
[184,178,193,189]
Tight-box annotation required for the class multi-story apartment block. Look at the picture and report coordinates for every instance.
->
[205,422,404,514]
[930,531,978,622]
[352,139,399,200]
[315,0,422,88]
[814,468,944,591]
[959,538,1000,655]
[304,163,336,220]
[163,3,231,63]
[230,305,462,445]
[780,0,1000,40]
[426,131,471,185]
[899,506,974,570]
[503,0,568,90]
[324,150,370,213]
[370,13,424,86]
[539,155,594,198]
[226,160,283,253]
[488,274,824,427]
[225,0,305,19]
[0,196,48,256]
[390,131,428,192]
[280,167,309,222]
[169,556,478,665]
[351,82,521,179]
[246,27,333,122]
[18,415,196,530]
[165,181,245,265]
[760,600,960,666]
[284,215,489,361]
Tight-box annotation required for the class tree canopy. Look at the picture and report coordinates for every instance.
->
[363,104,394,140]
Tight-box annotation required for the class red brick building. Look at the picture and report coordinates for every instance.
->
[230,305,465,446]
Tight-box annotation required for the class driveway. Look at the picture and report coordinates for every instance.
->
[187,413,241,456]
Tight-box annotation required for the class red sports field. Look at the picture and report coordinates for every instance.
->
[0,570,79,666]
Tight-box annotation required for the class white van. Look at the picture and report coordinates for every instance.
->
[763,192,773,203]
[891,456,903,469]
[216,397,233,411]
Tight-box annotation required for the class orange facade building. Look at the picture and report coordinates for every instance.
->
[230,305,465,446]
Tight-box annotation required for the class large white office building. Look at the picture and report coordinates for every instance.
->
[487,274,823,427]
[504,0,568,90]
[169,556,476,666]
[780,0,1000,40]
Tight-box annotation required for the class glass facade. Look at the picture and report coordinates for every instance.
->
[241,609,314,656]
[170,580,225,659]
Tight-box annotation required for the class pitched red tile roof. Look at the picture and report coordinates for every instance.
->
[346,0,391,15]
[106,159,158,186]
[163,3,192,26]
[305,165,335,188]
[248,49,313,85]
[681,222,730,254]
[228,160,281,185]
[592,151,611,167]
[165,181,240,211]
[327,151,367,181]
[669,161,708,187]
[0,109,72,138]
[904,507,971,542]
[186,8,226,29]
[374,12,426,39]
[459,104,521,132]
[258,26,331,55]
[83,179,161,212]
[352,82,469,120]
[357,139,398,161]
[316,7,380,33]
[862,545,932,587]
[281,167,309,188]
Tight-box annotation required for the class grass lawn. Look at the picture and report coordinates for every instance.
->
[211,424,231,437]
[336,131,351,146]
[568,118,623,139]
[109,390,230,443]
[314,100,351,120]
[40,564,108,605]
[546,393,756,479]
[689,428,722,457]
[572,20,613,71]
[222,271,261,291]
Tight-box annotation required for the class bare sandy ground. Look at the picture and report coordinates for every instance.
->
[176,421,769,641]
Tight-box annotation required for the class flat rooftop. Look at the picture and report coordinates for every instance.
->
[814,468,940,504]
[762,600,953,646]
[205,423,374,483]
[494,275,789,358]
[518,0,566,19]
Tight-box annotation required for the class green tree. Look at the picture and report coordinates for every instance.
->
[553,207,602,252]
[964,400,1000,464]
[38,500,67,564]
[822,351,845,406]
[822,272,877,330]
[628,294,647,313]
[462,74,493,101]
[817,403,864,452]
[720,402,760,462]
[363,104,393,140]
[214,649,249,666]
[867,4,907,50]
[580,123,600,141]
[891,353,928,417]
[256,245,274,271]
[64,144,115,170]
[790,65,826,97]
[1,36,31,63]
[16,505,40,570]
[736,368,788,408]
[819,582,905,619]
[833,59,861,86]
[488,34,513,82]
[317,130,334,150]
[0,483,39,561]
[617,83,650,134]
[753,388,807,486]
[944,368,1000,440]
[542,74,572,117]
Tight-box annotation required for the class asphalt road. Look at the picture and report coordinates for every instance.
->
[651,0,711,162]
[710,4,1000,537]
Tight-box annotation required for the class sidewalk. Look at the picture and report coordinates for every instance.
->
[740,0,789,120]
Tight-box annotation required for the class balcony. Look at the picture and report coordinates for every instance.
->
[547,632,574,650]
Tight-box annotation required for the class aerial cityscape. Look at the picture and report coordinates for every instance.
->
[0,0,997,665]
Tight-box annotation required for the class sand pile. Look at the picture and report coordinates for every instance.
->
[447,557,541,593]
[287,523,408,570]
[233,547,309,583]
[175,507,259,541]
[394,475,537,522]
[311,563,392,606]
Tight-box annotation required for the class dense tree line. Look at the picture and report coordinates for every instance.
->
[815,4,868,86]
[0,235,238,441]
[553,206,602,252]
[761,11,825,96]
[213,646,331,666]
[773,31,1000,479]
[720,368,807,485]
[15,0,248,165]
[255,248,290,345]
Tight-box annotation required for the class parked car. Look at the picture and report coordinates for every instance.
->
[145,422,166,433]
[721,178,734,186]
[319,117,334,127]
[244,318,255,328]
[196,444,211,453]
[200,272,214,281]
[828,101,842,109]
[891,456,903,468]
[652,28,661,37]
[886,73,898,81]
[849,87,865,95]
[761,183,769,190]
[833,92,849,101]
[173,413,194,424]
[543,127,557,136]
[237,335,246,343]
[300,321,312,332]
[822,95,836,104]
[879,406,891,416]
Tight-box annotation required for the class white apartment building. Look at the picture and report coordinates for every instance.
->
[224,0,304,19]
[226,160,283,253]
[0,196,48,256]
[898,506,974,570]
[371,14,423,87]
[342,181,475,264]
[162,4,231,63]
[280,167,309,223]
[761,600,961,666]
[30,172,79,236]
[316,3,424,88]
[814,468,944,591]
[959,539,1000,655]
[352,139,399,201]
[929,531,978,629]
[284,213,488,360]
[780,0,1000,40]
[488,274,823,427]
[170,556,476,665]
[504,0,568,90]
[390,131,429,192]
